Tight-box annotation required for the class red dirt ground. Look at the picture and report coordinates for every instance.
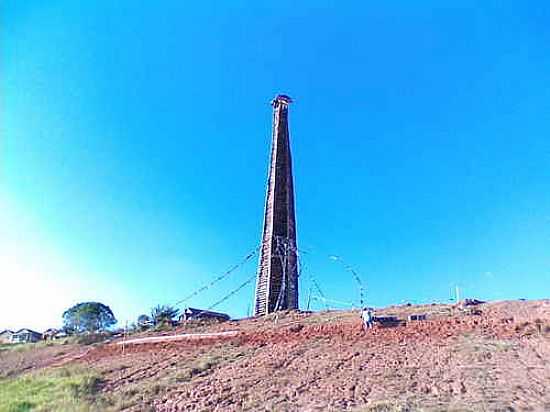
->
[3,300,550,411]
[78,300,550,411]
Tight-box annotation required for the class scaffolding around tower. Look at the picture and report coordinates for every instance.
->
[254,94,299,316]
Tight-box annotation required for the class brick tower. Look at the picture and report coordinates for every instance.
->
[254,94,299,316]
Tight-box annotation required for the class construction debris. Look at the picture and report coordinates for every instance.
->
[407,314,427,321]
[374,315,405,328]
[116,331,239,346]
[461,298,486,307]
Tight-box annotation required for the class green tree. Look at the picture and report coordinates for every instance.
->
[62,302,117,334]
[151,304,179,325]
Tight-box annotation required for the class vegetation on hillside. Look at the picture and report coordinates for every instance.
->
[150,304,179,326]
[0,367,105,412]
[1,300,549,411]
[62,302,117,334]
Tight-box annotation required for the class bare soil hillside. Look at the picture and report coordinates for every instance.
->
[2,300,550,411]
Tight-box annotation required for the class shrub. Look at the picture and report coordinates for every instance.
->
[151,305,179,326]
[75,333,109,345]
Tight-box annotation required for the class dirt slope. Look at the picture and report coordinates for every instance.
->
[0,342,87,379]
[3,300,550,411]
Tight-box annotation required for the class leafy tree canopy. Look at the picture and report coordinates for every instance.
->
[151,304,179,325]
[62,302,117,334]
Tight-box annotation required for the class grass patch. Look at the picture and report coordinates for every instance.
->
[103,346,255,410]
[172,355,223,383]
[102,351,232,410]
[153,323,174,332]
[0,367,106,412]
[0,342,49,354]
[107,381,165,411]
[455,335,514,353]
[171,346,254,384]
[75,334,110,346]
[0,338,79,354]
[357,401,421,411]
[0,343,16,353]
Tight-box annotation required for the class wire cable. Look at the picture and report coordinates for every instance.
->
[173,247,258,308]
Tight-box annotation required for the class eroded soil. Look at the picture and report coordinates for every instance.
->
[3,300,550,411]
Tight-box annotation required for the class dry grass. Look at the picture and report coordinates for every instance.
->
[4,300,550,411]
[0,338,75,354]
[0,366,106,412]
[95,344,255,411]
[357,402,421,412]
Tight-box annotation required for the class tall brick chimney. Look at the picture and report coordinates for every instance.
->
[254,94,299,316]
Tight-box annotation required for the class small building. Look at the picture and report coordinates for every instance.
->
[0,330,14,344]
[179,307,230,323]
[11,328,43,344]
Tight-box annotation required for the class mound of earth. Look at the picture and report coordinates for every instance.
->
[3,299,550,411]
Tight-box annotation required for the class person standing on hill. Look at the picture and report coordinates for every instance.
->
[362,307,374,330]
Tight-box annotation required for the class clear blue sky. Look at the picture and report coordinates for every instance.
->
[2,1,550,331]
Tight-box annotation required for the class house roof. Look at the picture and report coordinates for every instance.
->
[14,328,42,335]
[0,329,14,335]
[182,307,230,320]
